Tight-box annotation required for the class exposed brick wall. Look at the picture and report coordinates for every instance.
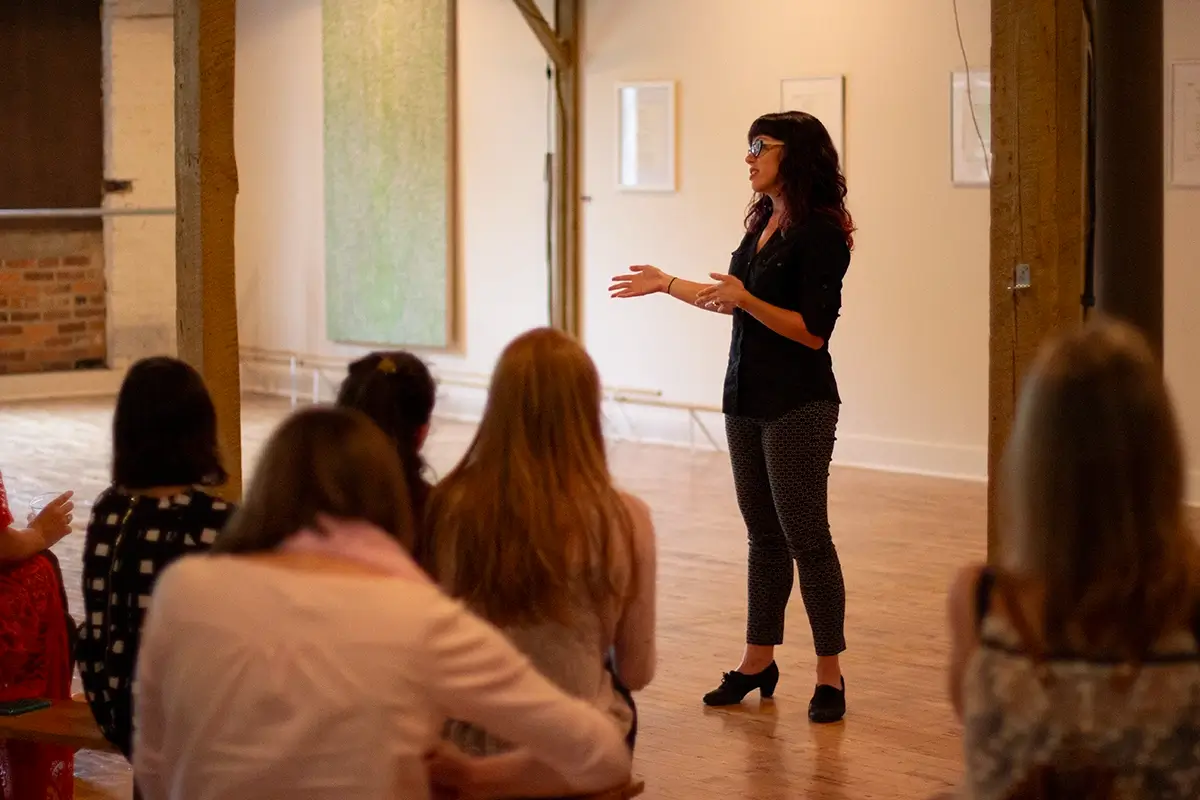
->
[0,230,106,375]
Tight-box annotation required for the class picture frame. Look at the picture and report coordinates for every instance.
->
[1170,60,1200,188]
[616,81,677,193]
[779,76,845,161]
[951,69,992,187]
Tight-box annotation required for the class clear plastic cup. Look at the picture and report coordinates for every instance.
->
[28,491,64,524]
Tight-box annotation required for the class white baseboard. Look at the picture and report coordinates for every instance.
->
[433,380,991,484]
[240,359,337,405]
[243,360,1200,503]
[239,357,491,420]
[0,368,127,402]
[833,433,987,482]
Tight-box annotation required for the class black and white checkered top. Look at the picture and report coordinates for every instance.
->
[77,486,233,756]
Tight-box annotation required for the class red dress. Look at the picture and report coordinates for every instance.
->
[0,473,74,800]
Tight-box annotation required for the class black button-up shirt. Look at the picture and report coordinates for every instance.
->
[722,217,851,420]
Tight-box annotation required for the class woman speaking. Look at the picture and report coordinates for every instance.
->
[609,111,853,723]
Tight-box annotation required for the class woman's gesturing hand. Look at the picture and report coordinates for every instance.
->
[695,273,749,309]
[609,265,669,298]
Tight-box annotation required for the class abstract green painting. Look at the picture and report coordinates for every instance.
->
[323,0,453,347]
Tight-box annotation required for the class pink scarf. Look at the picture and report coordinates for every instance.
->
[277,516,430,584]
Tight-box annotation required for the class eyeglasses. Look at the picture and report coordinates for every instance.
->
[748,138,783,157]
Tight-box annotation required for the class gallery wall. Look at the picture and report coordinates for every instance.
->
[234,0,1200,502]
[235,0,552,391]
[1165,7,1200,505]
[580,0,992,479]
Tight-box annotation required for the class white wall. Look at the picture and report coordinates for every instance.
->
[1164,2,1200,504]
[581,0,991,478]
[233,1,1200,501]
[236,0,553,417]
[104,6,177,368]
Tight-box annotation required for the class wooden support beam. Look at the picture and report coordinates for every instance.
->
[174,0,242,498]
[988,0,1087,554]
[510,0,582,337]
[552,0,581,337]
[511,0,568,71]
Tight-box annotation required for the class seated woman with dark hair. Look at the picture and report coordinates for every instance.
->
[77,356,235,757]
[336,351,436,554]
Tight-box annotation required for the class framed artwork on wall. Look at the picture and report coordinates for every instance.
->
[779,76,845,161]
[324,0,459,349]
[616,81,677,192]
[951,69,992,187]
[1170,60,1200,187]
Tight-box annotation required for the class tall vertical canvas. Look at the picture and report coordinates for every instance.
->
[324,0,455,347]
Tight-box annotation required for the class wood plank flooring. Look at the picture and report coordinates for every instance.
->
[0,395,986,799]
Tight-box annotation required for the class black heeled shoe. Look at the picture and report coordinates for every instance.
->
[808,677,846,723]
[702,661,780,706]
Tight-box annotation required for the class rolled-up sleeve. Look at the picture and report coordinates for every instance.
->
[798,227,850,342]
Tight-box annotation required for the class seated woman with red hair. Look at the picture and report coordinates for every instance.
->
[0,472,75,800]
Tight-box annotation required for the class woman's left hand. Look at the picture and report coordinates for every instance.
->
[695,273,749,310]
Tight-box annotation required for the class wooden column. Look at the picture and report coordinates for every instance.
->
[553,0,581,337]
[987,0,1087,553]
[174,0,242,498]
[1092,0,1164,359]
[511,0,582,337]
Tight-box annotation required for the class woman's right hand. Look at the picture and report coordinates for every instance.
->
[426,743,475,799]
[30,491,74,547]
[609,265,669,298]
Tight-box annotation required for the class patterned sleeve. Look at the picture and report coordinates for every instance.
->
[0,472,13,530]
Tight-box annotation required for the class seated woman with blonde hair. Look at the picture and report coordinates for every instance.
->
[132,406,632,800]
[428,327,657,761]
[947,318,1200,800]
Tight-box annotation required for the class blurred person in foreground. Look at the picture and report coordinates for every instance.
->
[947,319,1200,800]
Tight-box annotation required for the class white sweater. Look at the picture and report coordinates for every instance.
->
[132,547,631,800]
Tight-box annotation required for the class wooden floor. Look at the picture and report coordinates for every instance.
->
[0,395,986,799]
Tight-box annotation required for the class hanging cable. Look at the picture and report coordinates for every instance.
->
[953,0,1020,401]
[952,0,991,183]
[1081,0,1097,315]
[545,63,554,326]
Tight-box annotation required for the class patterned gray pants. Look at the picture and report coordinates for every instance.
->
[726,401,846,656]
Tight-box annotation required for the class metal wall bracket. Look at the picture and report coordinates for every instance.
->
[1009,263,1031,292]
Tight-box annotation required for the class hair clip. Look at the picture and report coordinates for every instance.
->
[377,357,397,374]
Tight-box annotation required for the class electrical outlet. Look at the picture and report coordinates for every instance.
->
[1014,263,1031,290]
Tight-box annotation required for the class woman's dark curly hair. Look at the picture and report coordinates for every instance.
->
[336,351,436,523]
[745,111,855,249]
